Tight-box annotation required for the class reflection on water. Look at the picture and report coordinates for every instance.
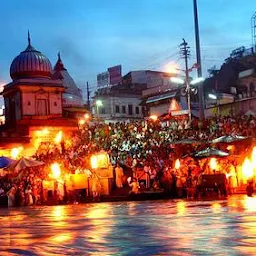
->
[1,195,256,255]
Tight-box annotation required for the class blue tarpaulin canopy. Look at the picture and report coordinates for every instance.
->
[0,156,14,168]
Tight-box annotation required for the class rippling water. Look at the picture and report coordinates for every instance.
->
[1,195,256,255]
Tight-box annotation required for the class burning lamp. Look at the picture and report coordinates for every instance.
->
[150,115,158,121]
[90,155,98,169]
[209,158,218,171]
[175,159,180,170]
[78,119,85,126]
[51,163,61,179]
[84,113,90,119]
[242,158,254,180]
[11,147,23,159]
[54,131,63,144]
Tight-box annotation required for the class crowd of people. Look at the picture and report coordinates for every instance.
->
[0,114,255,206]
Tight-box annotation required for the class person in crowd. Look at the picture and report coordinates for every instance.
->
[25,185,33,206]
[128,177,139,194]
[1,114,255,206]
[91,172,101,202]
[115,163,124,188]
[7,187,16,207]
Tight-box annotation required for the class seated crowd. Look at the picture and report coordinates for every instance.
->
[0,115,255,206]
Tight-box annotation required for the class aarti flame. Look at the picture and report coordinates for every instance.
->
[175,159,180,169]
[242,157,254,179]
[90,155,98,169]
[209,158,218,171]
[51,163,61,179]
[11,147,23,159]
[54,131,63,144]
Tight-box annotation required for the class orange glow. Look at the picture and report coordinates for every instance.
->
[211,202,221,213]
[175,159,180,169]
[227,145,234,151]
[209,158,218,171]
[150,115,158,121]
[90,152,109,169]
[11,146,23,159]
[164,62,180,74]
[242,158,254,180]
[42,128,49,135]
[54,131,63,144]
[52,234,72,243]
[251,147,256,169]
[90,155,98,169]
[84,113,90,119]
[243,196,256,212]
[51,163,61,179]
[176,201,187,216]
[79,119,85,125]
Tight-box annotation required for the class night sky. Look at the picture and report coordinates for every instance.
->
[0,0,255,96]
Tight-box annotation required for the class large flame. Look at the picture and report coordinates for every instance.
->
[54,131,63,144]
[51,163,61,179]
[242,158,254,179]
[251,146,256,170]
[11,147,23,159]
[175,159,180,169]
[209,158,218,171]
[90,155,98,169]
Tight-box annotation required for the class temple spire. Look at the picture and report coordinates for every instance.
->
[58,51,61,60]
[28,30,31,46]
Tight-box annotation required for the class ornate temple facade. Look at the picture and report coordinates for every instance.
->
[1,33,85,142]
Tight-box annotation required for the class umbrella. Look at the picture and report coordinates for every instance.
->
[0,156,14,168]
[193,147,229,159]
[10,157,45,172]
[172,139,204,145]
[211,135,249,144]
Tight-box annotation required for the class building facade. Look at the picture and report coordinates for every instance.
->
[1,34,84,140]
[93,85,145,123]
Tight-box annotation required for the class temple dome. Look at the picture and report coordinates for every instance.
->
[53,53,84,107]
[10,33,52,80]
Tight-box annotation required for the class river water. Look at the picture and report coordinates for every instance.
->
[1,195,256,255]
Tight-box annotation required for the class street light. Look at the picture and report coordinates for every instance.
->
[208,93,217,100]
[208,93,220,116]
[95,100,103,116]
[170,77,204,124]
[190,77,205,85]
[170,77,184,84]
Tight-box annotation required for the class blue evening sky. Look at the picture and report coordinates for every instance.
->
[0,0,255,95]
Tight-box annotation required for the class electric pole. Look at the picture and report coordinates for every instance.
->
[193,0,205,120]
[86,81,90,111]
[180,39,191,124]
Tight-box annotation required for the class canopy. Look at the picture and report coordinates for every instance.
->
[9,157,45,172]
[172,139,204,145]
[0,156,14,168]
[211,135,248,144]
[193,147,229,159]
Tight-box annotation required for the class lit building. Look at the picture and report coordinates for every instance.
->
[93,84,145,123]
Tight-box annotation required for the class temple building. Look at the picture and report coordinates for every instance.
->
[0,33,86,145]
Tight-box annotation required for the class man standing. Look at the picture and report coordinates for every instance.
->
[115,163,124,188]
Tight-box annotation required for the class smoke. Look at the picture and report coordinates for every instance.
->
[52,36,86,66]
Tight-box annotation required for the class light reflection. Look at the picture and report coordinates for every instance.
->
[51,233,73,243]
[128,202,137,216]
[85,204,113,244]
[51,205,67,228]
[176,201,187,216]
[243,196,256,212]
[211,202,221,213]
